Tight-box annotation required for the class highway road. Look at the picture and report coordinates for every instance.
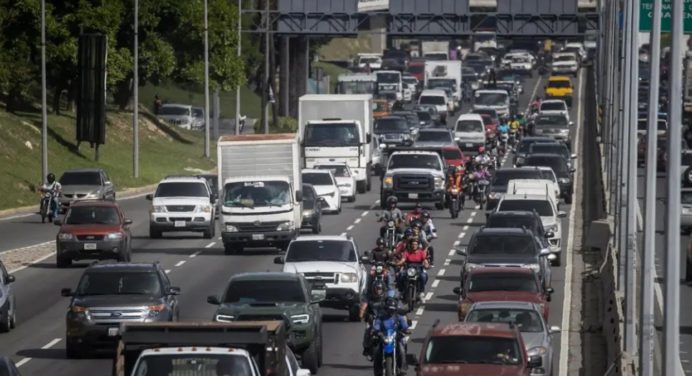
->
[0,71,584,376]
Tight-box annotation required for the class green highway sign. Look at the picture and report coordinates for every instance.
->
[640,0,692,33]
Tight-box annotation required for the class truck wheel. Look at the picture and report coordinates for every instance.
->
[348,305,360,322]
[357,180,367,194]
[301,341,320,374]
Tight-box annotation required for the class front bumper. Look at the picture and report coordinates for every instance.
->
[58,239,125,260]
[221,229,296,245]
[457,140,485,153]
[150,213,212,231]
[320,287,361,310]
[288,324,316,352]
[382,189,445,203]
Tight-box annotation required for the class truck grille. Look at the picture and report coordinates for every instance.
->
[227,221,283,232]
[76,235,105,241]
[395,175,432,191]
[166,205,196,212]
[303,272,337,284]
[89,307,149,323]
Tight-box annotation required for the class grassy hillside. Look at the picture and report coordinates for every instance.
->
[0,108,215,210]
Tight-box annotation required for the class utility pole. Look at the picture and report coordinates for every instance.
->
[203,0,210,158]
[640,0,661,373]
[235,0,241,135]
[40,0,48,181]
[133,0,139,178]
[263,0,270,134]
[664,0,684,373]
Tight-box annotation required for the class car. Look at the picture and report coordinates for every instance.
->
[286,347,312,376]
[473,89,510,117]
[441,145,466,168]
[480,113,498,143]
[314,163,357,203]
[682,150,692,187]
[58,168,116,212]
[454,267,552,320]
[0,357,20,375]
[414,128,455,148]
[458,227,553,289]
[146,176,216,239]
[513,136,558,167]
[413,322,543,376]
[302,169,341,214]
[471,108,500,126]
[544,76,574,106]
[506,54,534,77]
[415,109,436,128]
[496,193,565,264]
[454,113,487,154]
[563,42,587,61]
[0,261,16,332]
[301,184,323,234]
[375,116,413,151]
[682,188,692,233]
[486,168,545,210]
[391,110,421,131]
[523,154,576,203]
[191,106,205,129]
[275,235,366,321]
[465,301,559,376]
[406,59,426,82]
[207,272,324,374]
[528,142,577,170]
[357,53,382,70]
[522,166,563,199]
[530,113,573,142]
[54,200,133,267]
[402,75,420,97]
[551,52,580,76]
[485,210,554,257]
[539,99,570,120]
[418,89,449,122]
[61,262,180,357]
[507,179,560,209]
[380,150,447,209]
[158,103,194,129]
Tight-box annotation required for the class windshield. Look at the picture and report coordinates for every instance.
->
[471,235,536,255]
[468,273,538,293]
[304,123,360,147]
[518,139,554,153]
[377,72,400,83]
[286,240,357,262]
[388,154,441,170]
[475,92,508,106]
[417,111,432,121]
[443,149,463,160]
[156,182,208,198]
[302,173,334,186]
[525,157,568,175]
[223,279,305,304]
[424,336,521,365]
[375,117,409,133]
[76,271,162,296]
[541,102,566,112]
[420,95,446,105]
[192,108,203,117]
[224,181,291,208]
[133,354,252,376]
[466,309,544,333]
[66,206,120,225]
[530,144,569,158]
[407,65,424,74]
[548,80,571,88]
[159,106,190,116]
[473,109,497,119]
[535,115,568,127]
[315,165,350,177]
[492,170,542,186]
[60,172,101,186]
[403,77,417,85]
[456,120,484,133]
[428,79,455,89]
[498,199,554,216]
[337,81,376,95]
[538,169,557,182]
[417,131,452,143]
[554,55,576,62]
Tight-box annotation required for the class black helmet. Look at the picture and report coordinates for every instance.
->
[387,196,398,206]
[384,297,398,314]
[376,238,386,247]
[46,173,55,183]
[372,280,386,298]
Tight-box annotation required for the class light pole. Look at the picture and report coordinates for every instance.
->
[133,0,139,178]
[40,0,48,181]
[236,0,241,135]
[203,0,211,158]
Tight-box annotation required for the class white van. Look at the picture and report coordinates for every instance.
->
[454,113,486,153]
[418,89,449,122]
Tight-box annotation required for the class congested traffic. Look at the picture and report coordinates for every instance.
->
[0,35,587,376]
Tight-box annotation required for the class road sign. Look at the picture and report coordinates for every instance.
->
[640,0,692,33]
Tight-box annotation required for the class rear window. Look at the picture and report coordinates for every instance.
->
[486,215,542,233]
[424,336,522,365]
[442,149,463,160]
[541,102,566,112]
[468,273,538,293]
[224,279,305,304]
[456,120,484,132]
[155,182,208,198]
[302,173,333,186]
[471,235,535,255]
[525,156,568,175]
[420,95,446,105]
[491,170,542,186]
[548,80,571,89]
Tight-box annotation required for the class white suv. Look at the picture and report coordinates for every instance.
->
[275,235,366,321]
[147,176,216,238]
[495,193,566,265]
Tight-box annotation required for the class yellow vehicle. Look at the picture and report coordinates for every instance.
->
[544,75,574,107]
[373,98,391,119]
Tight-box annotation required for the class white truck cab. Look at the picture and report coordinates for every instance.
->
[131,347,261,376]
[473,89,510,117]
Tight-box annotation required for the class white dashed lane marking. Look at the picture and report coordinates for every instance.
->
[165,269,171,274]
[448,249,456,256]
[190,251,202,257]
[361,211,369,217]
[432,280,440,289]
[463,225,469,230]
[437,269,446,277]
[354,218,361,224]
[204,242,215,248]
[416,307,425,316]
[347,225,354,231]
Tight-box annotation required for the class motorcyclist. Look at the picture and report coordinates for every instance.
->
[393,228,416,255]
[371,297,410,375]
[530,96,542,114]
[360,280,389,358]
[405,202,424,224]
[365,238,396,289]
[509,116,521,133]
[379,196,404,238]
[396,238,430,301]
[40,173,62,215]
[419,211,437,265]
[474,146,492,166]
[517,112,528,136]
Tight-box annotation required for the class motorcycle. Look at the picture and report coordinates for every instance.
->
[375,326,400,376]
[402,263,422,312]
[383,220,399,251]
[39,189,59,223]
[498,131,509,156]
[509,128,518,148]
[474,179,490,209]
[448,188,462,218]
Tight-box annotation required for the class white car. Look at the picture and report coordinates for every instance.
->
[454,113,487,154]
[506,179,560,209]
[158,104,194,130]
[314,162,357,203]
[551,52,579,76]
[539,99,570,121]
[147,176,216,238]
[495,193,566,265]
[357,53,382,70]
[563,42,587,61]
[520,166,562,199]
[418,89,449,122]
[276,235,367,321]
[302,169,341,214]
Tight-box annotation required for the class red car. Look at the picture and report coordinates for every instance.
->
[441,145,467,168]
[54,200,132,267]
[413,322,542,376]
[453,267,552,321]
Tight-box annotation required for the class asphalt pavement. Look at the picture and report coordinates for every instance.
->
[0,72,583,376]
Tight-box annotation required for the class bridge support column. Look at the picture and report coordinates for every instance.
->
[288,36,308,118]
[279,36,290,117]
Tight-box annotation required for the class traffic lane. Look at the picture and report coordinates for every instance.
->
[0,195,154,253]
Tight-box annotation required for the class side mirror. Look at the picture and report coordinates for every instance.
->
[539,249,551,257]
[455,137,460,141]
[453,286,462,295]
[544,231,554,238]
[145,194,154,201]
[571,153,577,159]
[53,218,62,226]
[558,211,567,218]
[167,286,181,295]
[528,355,543,369]
[273,256,285,264]
[295,190,303,202]
[6,275,15,284]
[207,295,221,305]
[549,325,561,335]
[61,288,73,297]
[123,219,133,226]
[456,248,468,256]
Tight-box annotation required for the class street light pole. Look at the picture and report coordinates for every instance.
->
[236,0,241,136]
[40,0,48,181]
[133,0,139,178]
[203,0,210,158]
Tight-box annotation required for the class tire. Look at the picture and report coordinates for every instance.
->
[407,285,416,313]
[564,193,573,205]
[347,196,356,203]
[348,305,360,322]
[149,227,162,239]
[357,180,367,194]
[301,340,320,374]
[56,256,71,268]
[552,253,561,267]
[312,222,321,234]
[317,327,324,367]
[203,224,214,239]
[0,308,11,333]
[384,356,394,376]
[9,306,16,329]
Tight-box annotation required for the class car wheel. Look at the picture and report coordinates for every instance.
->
[203,224,214,239]
[301,340,320,374]
[0,307,10,332]
[10,307,16,329]
[347,196,356,203]
[312,222,321,234]
[149,227,162,239]
[56,256,71,268]
[357,180,367,194]
[564,193,573,204]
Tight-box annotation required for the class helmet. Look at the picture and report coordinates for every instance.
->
[372,280,386,298]
[478,146,486,154]
[384,297,398,314]
[411,219,422,229]
[376,238,386,247]
[46,173,55,183]
[518,112,524,118]
[387,196,398,207]
[421,211,431,221]
[404,228,414,238]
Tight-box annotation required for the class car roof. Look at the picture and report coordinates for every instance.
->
[314,162,349,167]
[541,99,567,104]
[70,199,120,208]
[431,322,518,338]
[521,136,555,142]
[86,262,158,272]
[391,150,440,156]
[418,128,451,133]
[377,115,406,121]
[457,113,484,121]
[302,169,332,175]
[161,103,191,108]
[526,153,564,160]
[232,272,303,282]
[501,193,553,202]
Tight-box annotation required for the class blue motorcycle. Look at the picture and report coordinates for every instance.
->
[376,324,399,376]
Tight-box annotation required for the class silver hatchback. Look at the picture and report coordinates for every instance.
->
[58,169,115,212]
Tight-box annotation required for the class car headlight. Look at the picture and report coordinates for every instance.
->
[106,232,123,240]
[84,192,100,199]
[383,176,394,188]
[291,314,310,325]
[215,314,235,322]
[70,305,90,320]
[196,205,212,213]
[153,205,167,213]
[434,176,444,189]
[225,224,239,232]
[58,233,74,241]
[340,273,358,283]
[276,221,295,231]
[545,224,558,233]
[528,346,548,357]
[558,178,571,184]
[302,209,314,217]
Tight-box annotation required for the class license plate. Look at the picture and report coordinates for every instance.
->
[83,243,97,250]
[252,234,265,240]
[408,193,419,199]
[465,143,473,147]
[174,220,186,228]
[107,327,119,337]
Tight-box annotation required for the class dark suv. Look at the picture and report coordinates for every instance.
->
[61,262,180,357]
[207,272,324,374]
[485,211,552,253]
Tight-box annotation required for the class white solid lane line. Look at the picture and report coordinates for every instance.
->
[174,260,186,267]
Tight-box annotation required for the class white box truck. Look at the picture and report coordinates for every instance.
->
[424,60,462,110]
[217,134,303,254]
[298,94,374,193]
